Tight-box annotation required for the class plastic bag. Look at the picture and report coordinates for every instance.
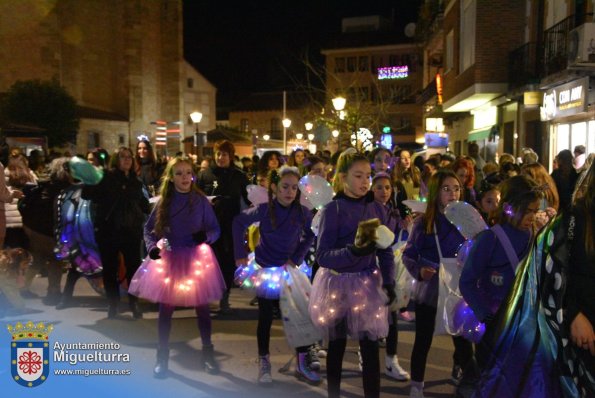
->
[280,265,323,348]
[435,257,462,336]
[391,231,415,311]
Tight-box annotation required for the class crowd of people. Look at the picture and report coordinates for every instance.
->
[0,138,592,398]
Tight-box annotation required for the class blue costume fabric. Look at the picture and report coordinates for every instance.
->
[474,213,593,397]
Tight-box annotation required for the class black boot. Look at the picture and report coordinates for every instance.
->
[107,299,118,319]
[154,348,169,378]
[202,344,219,374]
[218,290,231,314]
[128,294,142,319]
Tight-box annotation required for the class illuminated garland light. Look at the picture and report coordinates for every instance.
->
[378,65,409,80]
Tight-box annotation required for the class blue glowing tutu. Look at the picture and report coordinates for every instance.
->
[234,254,311,299]
[129,243,226,307]
[309,267,388,340]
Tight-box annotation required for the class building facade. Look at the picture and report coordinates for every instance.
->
[0,0,215,156]
[321,16,424,150]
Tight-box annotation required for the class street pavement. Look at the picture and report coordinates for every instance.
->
[2,274,457,398]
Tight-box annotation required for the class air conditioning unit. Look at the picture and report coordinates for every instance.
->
[567,22,595,65]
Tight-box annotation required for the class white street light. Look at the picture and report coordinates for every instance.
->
[263,134,270,141]
[296,133,303,140]
[190,111,203,156]
[282,118,292,128]
[190,111,203,124]
[332,130,340,138]
[308,133,315,141]
[332,96,346,111]
[305,122,313,131]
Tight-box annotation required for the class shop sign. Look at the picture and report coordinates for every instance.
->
[540,77,588,121]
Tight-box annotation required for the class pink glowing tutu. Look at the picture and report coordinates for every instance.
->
[309,267,389,340]
[234,254,312,300]
[129,244,226,307]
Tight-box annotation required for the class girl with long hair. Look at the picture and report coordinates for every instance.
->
[135,139,163,195]
[129,156,225,378]
[392,149,421,201]
[310,152,395,398]
[233,166,318,385]
[458,175,543,396]
[402,170,474,398]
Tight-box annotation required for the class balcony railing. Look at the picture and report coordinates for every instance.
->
[508,42,542,89]
[543,15,576,76]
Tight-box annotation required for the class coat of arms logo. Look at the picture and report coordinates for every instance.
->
[7,321,53,387]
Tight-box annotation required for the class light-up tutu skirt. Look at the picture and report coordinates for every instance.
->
[234,253,312,300]
[129,243,226,307]
[309,267,388,340]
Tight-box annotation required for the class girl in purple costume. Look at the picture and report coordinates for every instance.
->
[129,157,225,378]
[371,172,410,381]
[232,166,318,385]
[402,170,474,398]
[310,152,395,398]
[458,175,553,397]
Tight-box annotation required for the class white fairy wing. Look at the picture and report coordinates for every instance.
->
[311,210,323,236]
[445,201,488,240]
[298,175,334,210]
[403,199,427,214]
[246,184,269,206]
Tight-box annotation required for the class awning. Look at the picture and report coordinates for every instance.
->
[468,126,493,142]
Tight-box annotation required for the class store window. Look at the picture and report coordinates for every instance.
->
[556,124,570,154]
[571,122,587,150]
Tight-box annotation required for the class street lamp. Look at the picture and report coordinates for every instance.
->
[308,133,315,141]
[263,134,270,141]
[296,133,303,140]
[332,96,346,146]
[305,122,313,131]
[190,111,203,157]
[332,96,346,112]
[332,130,340,138]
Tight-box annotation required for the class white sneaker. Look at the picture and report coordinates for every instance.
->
[385,355,410,381]
[409,385,425,398]
[258,355,272,384]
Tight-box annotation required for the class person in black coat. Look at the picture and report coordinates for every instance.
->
[82,147,150,319]
[196,140,249,313]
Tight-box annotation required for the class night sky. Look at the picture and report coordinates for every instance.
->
[183,0,422,108]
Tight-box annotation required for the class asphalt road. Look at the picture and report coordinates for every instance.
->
[2,274,458,398]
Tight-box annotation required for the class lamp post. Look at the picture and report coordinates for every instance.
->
[282,90,292,154]
[190,111,203,157]
[332,96,346,148]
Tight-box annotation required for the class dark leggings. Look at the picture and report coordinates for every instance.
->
[97,237,142,300]
[326,321,380,398]
[386,311,399,356]
[411,303,474,382]
[158,303,211,349]
[257,297,308,355]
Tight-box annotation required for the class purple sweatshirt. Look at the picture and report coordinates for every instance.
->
[144,191,220,251]
[402,212,464,307]
[233,200,314,267]
[316,192,395,285]
[459,223,531,322]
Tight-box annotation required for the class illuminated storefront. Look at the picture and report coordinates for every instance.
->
[540,77,595,170]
